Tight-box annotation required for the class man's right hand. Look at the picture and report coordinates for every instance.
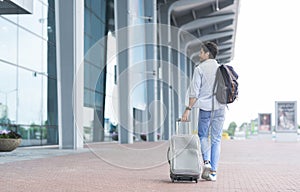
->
[181,109,190,121]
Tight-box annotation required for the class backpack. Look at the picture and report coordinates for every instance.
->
[213,64,238,104]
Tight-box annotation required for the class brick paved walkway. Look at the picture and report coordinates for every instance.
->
[1,138,300,192]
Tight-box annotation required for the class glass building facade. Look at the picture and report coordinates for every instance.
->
[83,0,107,142]
[0,0,239,147]
[0,0,109,146]
[0,0,57,146]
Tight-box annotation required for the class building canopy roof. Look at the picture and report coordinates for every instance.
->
[158,0,240,64]
[0,0,33,14]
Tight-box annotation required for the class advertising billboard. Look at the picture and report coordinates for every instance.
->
[258,113,272,133]
[275,101,297,133]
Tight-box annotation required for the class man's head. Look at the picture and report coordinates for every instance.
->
[199,41,218,62]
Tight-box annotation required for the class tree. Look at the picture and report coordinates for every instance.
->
[227,121,237,136]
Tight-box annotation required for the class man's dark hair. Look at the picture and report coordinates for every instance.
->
[202,41,218,59]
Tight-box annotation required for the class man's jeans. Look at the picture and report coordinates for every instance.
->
[198,108,225,172]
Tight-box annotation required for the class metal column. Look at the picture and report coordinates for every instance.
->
[145,0,157,142]
[55,0,84,149]
[115,0,133,144]
[157,0,177,140]
[158,3,171,140]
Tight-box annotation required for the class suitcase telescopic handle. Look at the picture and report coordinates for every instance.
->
[175,118,191,135]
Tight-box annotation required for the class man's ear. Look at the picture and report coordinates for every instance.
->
[205,52,210,58]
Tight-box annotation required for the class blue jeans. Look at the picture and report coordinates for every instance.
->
[198,108,225,172]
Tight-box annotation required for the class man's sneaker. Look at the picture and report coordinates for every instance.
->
[207,172,217,181]
[201,161,211,180]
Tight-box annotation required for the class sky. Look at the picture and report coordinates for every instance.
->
[223,0,300,129]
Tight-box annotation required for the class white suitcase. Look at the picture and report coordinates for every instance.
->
[167,119,201,183]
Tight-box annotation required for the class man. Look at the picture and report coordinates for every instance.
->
[181,41,225,181]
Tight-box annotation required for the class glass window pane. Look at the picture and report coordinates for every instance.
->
[90,64,100,90]
[84,89,93,107]
[86,43,105,66]
[46,77,57,126]
[89,89,95,108]
[91,0,101,18]
[42,75,48,125]
[84,10,91,34]
[18,1,43,37]
[40,0,49,6]
[47,9,56,44]
[85,62,92,89]
[18,67,42,125]
[91,14,102,43]
[96,72,105,94]
[47,0,55,9]
[85,0,91,9]
[1,14,18,23]
[18,28,43,72]
[46,44,56,78]
[42,3,49,40]
[42,39,48,74]
[0,61,17,124]
[84,35,92,54]
[100,0,106,21]
[0,17,18,64]
[95,93,104,109]
[46,125,59,145]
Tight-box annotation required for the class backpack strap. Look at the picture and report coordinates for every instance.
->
[207,66,219,144]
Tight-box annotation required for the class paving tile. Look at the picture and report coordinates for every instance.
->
[1,139,300,192]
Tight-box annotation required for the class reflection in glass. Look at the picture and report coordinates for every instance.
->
[83,0,107,142]
[18,28,44,72]
[1,14,18,23]
[18,0,43,37]
[17,67,42,125]
[0,62,17,125]
[0,0,58,146]
[0,17,18,64]
[17,124,48,146]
